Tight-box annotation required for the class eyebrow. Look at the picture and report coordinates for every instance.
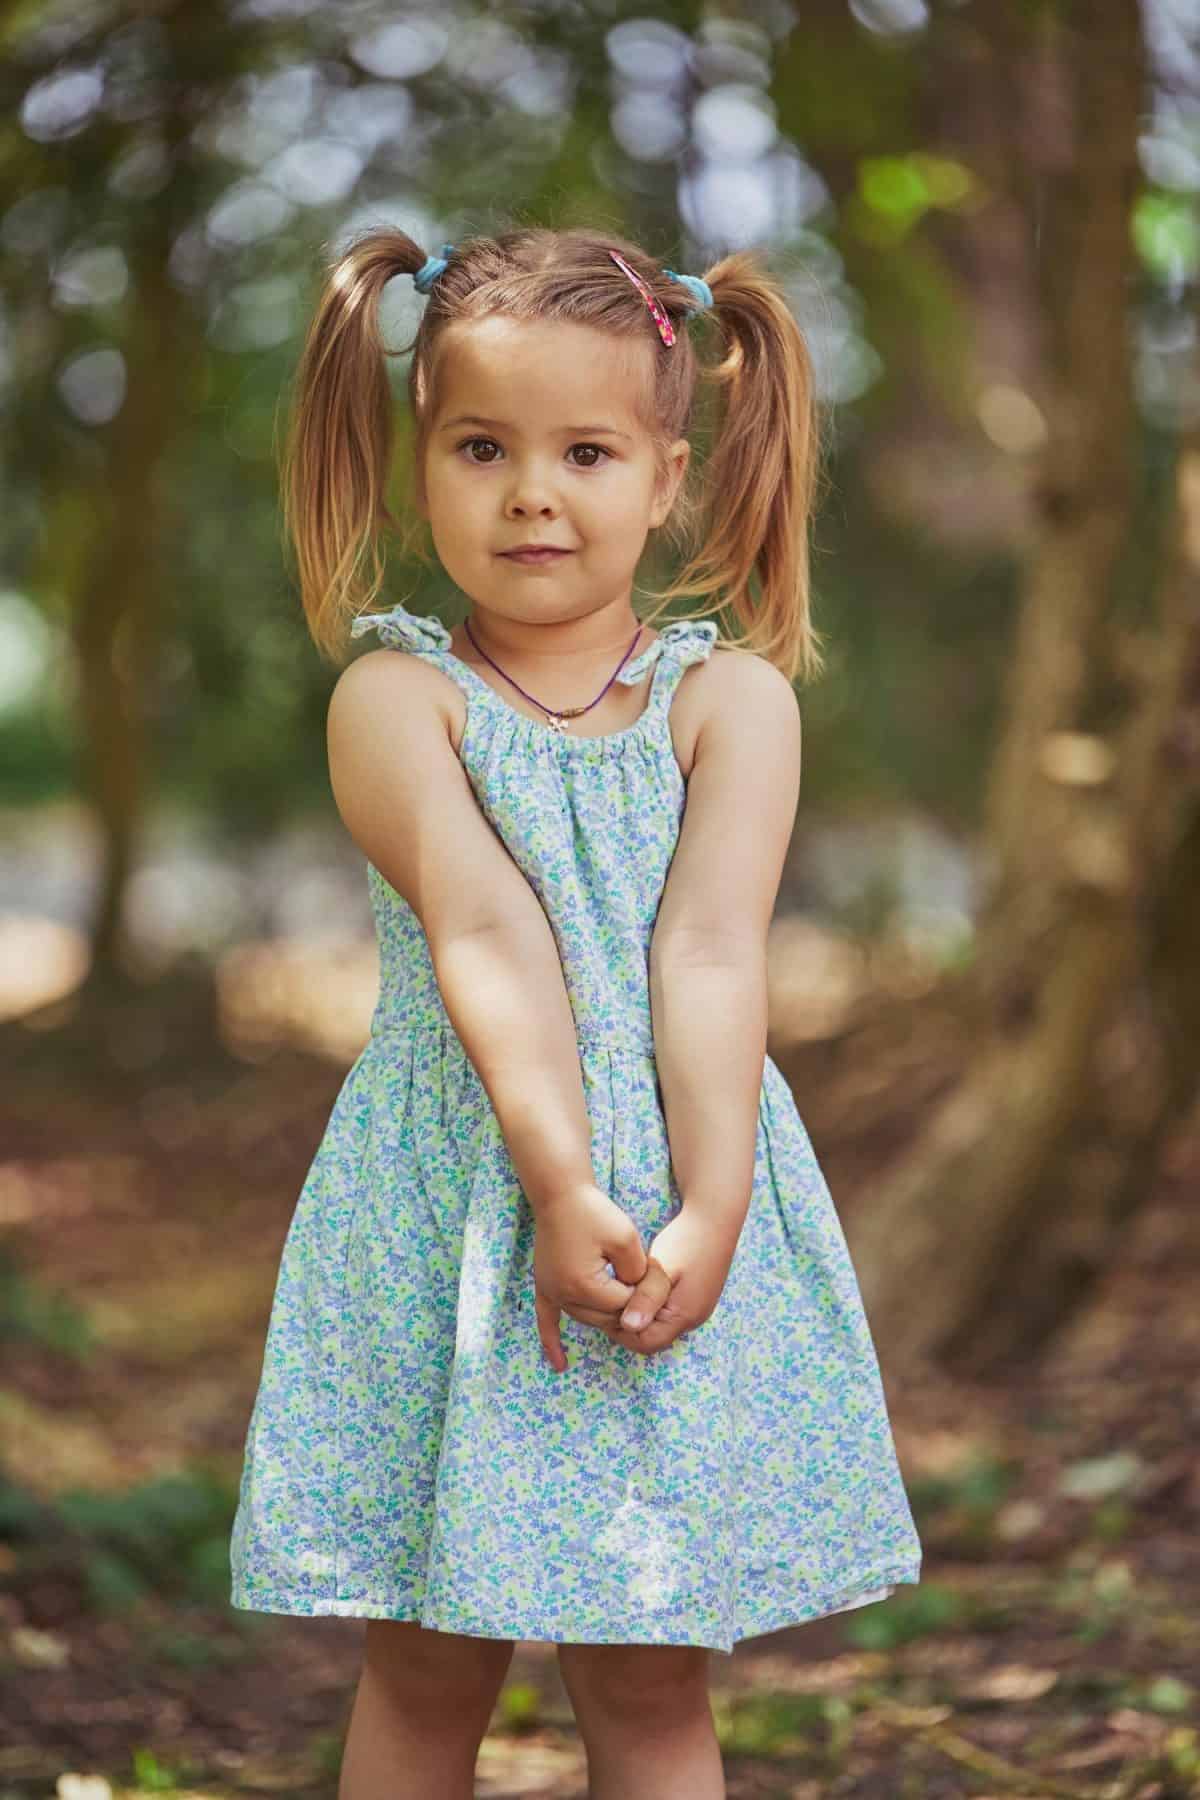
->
[439,414,634,441]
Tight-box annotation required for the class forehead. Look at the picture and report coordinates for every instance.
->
[432,316,652,437]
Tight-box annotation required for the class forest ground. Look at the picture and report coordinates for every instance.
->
[1,971,1197,1800]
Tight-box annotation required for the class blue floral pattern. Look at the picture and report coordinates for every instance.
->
[229,600,922,1653]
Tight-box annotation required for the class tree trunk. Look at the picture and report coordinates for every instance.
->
[61,59,206,988]
[849,0,1200,1375]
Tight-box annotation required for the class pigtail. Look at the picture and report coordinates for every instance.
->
[648,250,828,685]
[279,229,427,664]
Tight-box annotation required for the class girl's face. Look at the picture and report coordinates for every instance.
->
[416,317,689,630]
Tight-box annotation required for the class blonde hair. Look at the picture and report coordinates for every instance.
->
[281,224,828,683]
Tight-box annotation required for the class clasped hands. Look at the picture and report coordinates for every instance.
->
[533,1180,739,1373]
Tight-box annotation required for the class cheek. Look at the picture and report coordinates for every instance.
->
[426,465,483,522]
[427,457,461,496]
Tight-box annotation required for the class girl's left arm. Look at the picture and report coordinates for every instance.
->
[648,651,802,1234]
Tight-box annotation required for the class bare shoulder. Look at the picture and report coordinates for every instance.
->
[707,642,800,705]
[324,647,525,941]
[328,645,463,748]
[670,641,795,779]
[694,643,800,756]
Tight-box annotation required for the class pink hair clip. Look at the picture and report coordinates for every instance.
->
[608,250,676,348]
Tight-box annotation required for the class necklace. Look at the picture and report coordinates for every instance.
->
[463,619,646,734]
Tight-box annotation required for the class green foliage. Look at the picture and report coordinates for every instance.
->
[841,1582,964,1649]
[0,1470,54,1540]
[51,1468,239,1613]
[1088,1496,1133,1543]
[183,1530,239,1604]
[812,518,1019,831]
[715,1688,854,1761]
[495,1681,542,1731]
[129,1746,182,1790]
[1051,1554,1136,1644]
[1164,1727,1200,1780]
[852,152,977,246]
[309,1729,346,1780]
[0,699,74,805]
[774,15,919,149]
[1140,1676,1195,1716]
[907,1450,1021,1549]
[1133,191,1200,281]
[86,1548,151,1613]
[0,1242,94,1358]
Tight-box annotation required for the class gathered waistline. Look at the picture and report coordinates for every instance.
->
[368,1017,657,1060]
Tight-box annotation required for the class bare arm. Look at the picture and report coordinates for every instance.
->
[327,650,594,1216]
[649,652,802,1230]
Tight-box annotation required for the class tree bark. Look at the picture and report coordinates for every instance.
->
[849,0,1200,1374]
[67,125,201,981]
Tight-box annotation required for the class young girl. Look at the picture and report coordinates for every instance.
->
[229,225,922,1800]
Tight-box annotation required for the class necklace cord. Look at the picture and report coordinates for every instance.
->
[462,620,646,734]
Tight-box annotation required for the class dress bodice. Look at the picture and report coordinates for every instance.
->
[348,601,719,1053]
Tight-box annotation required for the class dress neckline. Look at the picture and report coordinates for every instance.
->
[441,633,667,747]
[348,602,719,751]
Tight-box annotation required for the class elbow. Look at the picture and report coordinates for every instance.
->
[648,924,768,969]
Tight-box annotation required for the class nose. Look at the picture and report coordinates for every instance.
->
[504,460,562,518]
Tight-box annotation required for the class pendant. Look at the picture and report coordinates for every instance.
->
[545,713,571,733]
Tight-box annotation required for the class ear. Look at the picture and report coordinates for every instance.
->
[650,438,690,528]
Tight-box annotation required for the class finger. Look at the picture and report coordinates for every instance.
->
[559,1302,659,1349]
[564,1276,676,1335]
[621,1290,693,1348]
[588,1255,667,1320]
[534,1292,568,1372]
[617,1257,676,1331]
[561,1300,640,1335]
[607,1235,649,1286]
[626,1319,688,1353]
[559,1302,679,1355]
[586,1272,638,1313]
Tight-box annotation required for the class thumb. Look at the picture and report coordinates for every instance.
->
[534,1289,568,1373]
[606,1232,649,1288]
[618,1254,675,1330]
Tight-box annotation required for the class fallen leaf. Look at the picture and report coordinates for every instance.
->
[963,1663,1059,1702]
[11,1626,70,1669]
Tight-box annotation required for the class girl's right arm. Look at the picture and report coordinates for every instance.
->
[326,649,596,1217]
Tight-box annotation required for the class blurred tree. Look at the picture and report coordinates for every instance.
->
[3,0,1197,1375]
[848,0,1200,1372]
[0,0,703,995]
[1,0,273,982]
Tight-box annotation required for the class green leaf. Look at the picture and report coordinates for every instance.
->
[1142,1675,1194,1715]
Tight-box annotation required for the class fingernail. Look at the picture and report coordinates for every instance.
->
[623,1311,645,1329]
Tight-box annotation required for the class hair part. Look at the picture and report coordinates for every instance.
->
[281,225,828,683]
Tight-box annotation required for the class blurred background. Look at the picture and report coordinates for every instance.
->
[3,0,1199,1794]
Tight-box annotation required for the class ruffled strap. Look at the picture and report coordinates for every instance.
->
[349,603,453,655]
[616,618,719,685]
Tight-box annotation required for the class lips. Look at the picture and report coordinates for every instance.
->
[500,548,572,563]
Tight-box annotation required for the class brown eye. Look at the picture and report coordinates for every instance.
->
[456,438,612,468]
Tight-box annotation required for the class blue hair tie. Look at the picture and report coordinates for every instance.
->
[413,242,456,293]
[663,267,714,311]
[413,243,714,315]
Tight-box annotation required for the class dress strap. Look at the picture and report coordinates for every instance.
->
[349,603,453,658]
[616,618,719,719]
[351,604,719,727]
